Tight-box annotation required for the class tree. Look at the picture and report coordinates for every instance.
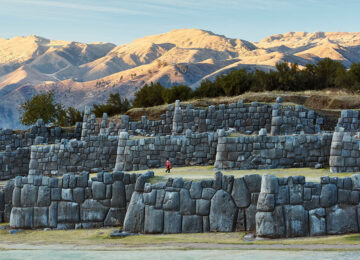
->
[133,82,166,107]
[93,93,131,117]
[163,85,193,104]
[19,91,61,125]
[19,91,83,126]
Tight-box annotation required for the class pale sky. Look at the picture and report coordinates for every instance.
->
[0,0,359,44]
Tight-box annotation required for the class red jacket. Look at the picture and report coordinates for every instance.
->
[165,160,172,169]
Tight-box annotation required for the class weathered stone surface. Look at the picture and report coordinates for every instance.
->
[326,205,358,234]
[143,189,156,206]
[202,188,216,200]
[180,188,196,215]
[20,184,38,207]
[189,182,202,199]
[235,208,246,231]
[244,174,262,193]
[351,174,360,190]
[284,205,308,237]
[37,186,51,207]
[81,199,109,222]
[51,188,61,201]
[196,199,210,216]
[260,175,278,194]
[182,215,202,233]
[73,187,85,204]
[92,182,106,200]
[245,204,257,231]
[135,175,147,192]
[256,206,285,238]
[12,187,21,207]
[231,178,250,208]
[10,207,33,229]
[58,201,79,223]
[155,189,165,208]
[61,188,73,201]
[309,208,326,236]
[209,190,237,232]
[144,206,164,233]
[257,193,275,212]
[163,191,180,211]
[125,184,135,202]
[289,184,303,205]
[123,192,145,233]
[33,207,48,228]
[104,208,126,226]
[164,211,182,234]
[111,181,126,208]
[49,202,58,228]
[320,184,338,208]
[276,185,289,205]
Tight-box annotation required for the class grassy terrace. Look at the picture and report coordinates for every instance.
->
[130,166,354,183]
[1,225,360,249]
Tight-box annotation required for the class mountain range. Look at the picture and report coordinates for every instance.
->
[0,29,360,129]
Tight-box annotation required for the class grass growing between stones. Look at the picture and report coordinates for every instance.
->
[131,166,354,183]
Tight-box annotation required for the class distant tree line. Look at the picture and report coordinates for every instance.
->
[133,58,360,107]
[19,58,360,126]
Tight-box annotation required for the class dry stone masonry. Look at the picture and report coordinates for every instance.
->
[256,174,360,238]
[9,171,153,229]
[2,98,360,240]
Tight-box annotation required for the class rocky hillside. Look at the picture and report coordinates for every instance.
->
[0,29,359,128]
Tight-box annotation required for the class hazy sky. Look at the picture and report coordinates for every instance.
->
[0,0,359,44]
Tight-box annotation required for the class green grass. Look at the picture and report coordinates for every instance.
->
[131,165,354,183]
[1,227,360,248]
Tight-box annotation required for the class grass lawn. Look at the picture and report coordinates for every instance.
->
[129,165,355,183]
[1,226,360,248]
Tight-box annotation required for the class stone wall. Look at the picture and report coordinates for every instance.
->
[336,110,359,132]
[0,179,14,223]
[214,131,332,170]
[114,130,219,171]
[29,136,119,176]
[256,174,360,238]
[123,172,261,234]
[9,171,153,229]
[329,129,360,173]
[0,119,82,151]
[270,101,322,135]
[0,147,30,180]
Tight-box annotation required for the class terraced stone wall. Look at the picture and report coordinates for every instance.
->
[330,130,360,173]
[114,131,219,171]
[0,147,30,180]
[214,132,332,170]
[256,174,360,238]
[8,171,153,229]
[0,179,14,223]
[123,172,261,234]
[29,135,118,176]
[270,103,323,135]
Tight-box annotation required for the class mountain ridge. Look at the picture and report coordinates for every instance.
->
[0,28,359,128]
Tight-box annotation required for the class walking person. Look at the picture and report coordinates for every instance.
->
[165,158,172,173]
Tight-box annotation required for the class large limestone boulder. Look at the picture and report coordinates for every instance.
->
[320,184,337,208]
[10,207,33,228]
[256,206,285,238]
[80,199,109,222]
[209,190,237,232]
[182,215,202,233]
[58,201,79,223]
[309,208,326,236]
[326,205,358,235]
[180,189,196,215]
[284,205,308,237]
[164,211,182,234]
[144,206,164,233]
[123,192,145,233]
[231,178,250,208]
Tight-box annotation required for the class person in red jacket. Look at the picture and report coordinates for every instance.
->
[165,158,172,173]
